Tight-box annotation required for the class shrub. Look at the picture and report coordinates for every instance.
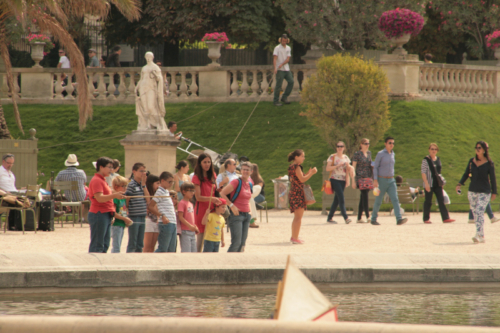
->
[300,54,391,156]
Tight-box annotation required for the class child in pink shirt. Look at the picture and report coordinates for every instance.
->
[177,182,199,252]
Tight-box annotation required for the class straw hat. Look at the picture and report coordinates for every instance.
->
[65,154,79,167]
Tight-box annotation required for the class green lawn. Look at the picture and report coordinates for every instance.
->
[2,100,500,211]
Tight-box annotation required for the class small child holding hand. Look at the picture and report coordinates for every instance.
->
[111,176,134,253]
[201,198,227,253]
[177,182,199,252]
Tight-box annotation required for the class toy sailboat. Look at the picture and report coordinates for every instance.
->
[273,256,338,322]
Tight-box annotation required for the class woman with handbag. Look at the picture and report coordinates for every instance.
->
[351,138,373,223]
[456,141,497,243]
[326,141,354,224]
[421,143,455,224]
[288,149,317,244]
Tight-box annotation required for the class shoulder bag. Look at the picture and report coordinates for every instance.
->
[303,184,316,205]
[321,155,335,195]
[425,156,445,187]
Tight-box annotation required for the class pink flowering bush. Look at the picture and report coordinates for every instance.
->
[378,8,424,39]
[486,31,500,50]
[202,32,229,46]
[26,33,54,53]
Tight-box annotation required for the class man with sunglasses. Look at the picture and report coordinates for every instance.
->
[371,137,408,226]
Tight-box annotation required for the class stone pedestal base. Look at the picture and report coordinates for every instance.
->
[378,54,423,99]
[21,72,53,98]
[198,71,229,98]
[120,130,180,177]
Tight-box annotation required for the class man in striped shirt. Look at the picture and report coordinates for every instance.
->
[125,162,149,252]
[55,154,87,202]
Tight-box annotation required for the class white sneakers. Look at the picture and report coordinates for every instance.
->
[472,234,485,243]
[468,219,475,224]
[491,217,500,223]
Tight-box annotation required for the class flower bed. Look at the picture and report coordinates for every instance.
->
[26,33,54,54]
[378,8,424,39]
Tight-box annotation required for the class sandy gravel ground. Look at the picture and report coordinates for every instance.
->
[0,210,498,254]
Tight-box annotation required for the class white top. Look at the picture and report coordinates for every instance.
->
[327,154,351,181]
[0,165,17,192]
[216,170,240,188]
[59,56,71,68]
[153,186,176,224]
[273,44,291,71]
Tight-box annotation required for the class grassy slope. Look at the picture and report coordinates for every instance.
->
[3,100,500,211]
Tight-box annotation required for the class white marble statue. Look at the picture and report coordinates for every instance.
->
[135,52,167,131]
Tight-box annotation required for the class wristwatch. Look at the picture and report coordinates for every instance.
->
[229,203,234,208]
[141,185,146,189]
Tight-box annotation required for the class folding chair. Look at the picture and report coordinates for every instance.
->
[1,185,41,234]
[52,181,85,227]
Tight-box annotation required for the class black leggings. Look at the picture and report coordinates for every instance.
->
[358,189,370,220]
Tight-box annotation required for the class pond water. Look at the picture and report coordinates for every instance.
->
[1,289,500,327]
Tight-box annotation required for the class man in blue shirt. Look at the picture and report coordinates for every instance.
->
[371,137,408,226]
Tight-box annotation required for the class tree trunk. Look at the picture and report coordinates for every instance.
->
[0,104,12,139]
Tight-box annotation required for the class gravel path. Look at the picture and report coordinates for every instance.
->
[0,210,498,254]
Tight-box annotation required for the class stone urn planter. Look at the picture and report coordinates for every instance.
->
[30,42,45,68]
[206,41,223,67]
[495,48,500,66]
[391,33,411,55]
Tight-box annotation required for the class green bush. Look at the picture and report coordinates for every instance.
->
[300,54,391,156]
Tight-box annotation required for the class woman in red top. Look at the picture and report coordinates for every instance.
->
[220,161,254,252]
[88,157,126,253]
[192,153,221,252]
[288,149,317,245]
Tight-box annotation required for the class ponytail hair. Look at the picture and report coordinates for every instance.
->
[288,149,304,162]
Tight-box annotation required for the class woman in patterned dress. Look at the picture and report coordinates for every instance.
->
[352,138,373,223]
[288,149,317,244]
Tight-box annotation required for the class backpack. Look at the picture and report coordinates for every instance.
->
[229,178,253,203]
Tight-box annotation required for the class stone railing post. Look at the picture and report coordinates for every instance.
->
[199,67,230,99]
[377,54,423,99]
[20,69,53,99]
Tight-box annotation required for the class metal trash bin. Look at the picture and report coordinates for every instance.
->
[272,178,290,209]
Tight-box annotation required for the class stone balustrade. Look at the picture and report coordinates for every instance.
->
[419,63,500,103]
[0,65,317,105]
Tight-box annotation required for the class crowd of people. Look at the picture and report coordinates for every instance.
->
[319,137,497,244]
[83,151,268,254]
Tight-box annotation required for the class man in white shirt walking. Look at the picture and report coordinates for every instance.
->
[273,34,294,107]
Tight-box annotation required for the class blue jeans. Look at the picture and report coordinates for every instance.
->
[273,71,294,103]
[88,211,112,253]
[180,230,197,252]
[328,179,348,221]
[111,225,125,253]
[227,211,251,252]
[372,177,402,222]
[254,194,265,203]
[127,216,145,253]
[469,203,494,220]
[203,240,220,252]
[156,223,177,252]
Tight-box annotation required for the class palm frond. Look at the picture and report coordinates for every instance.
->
[0,22,24,135]
[33,11,93,130]
[109,0,141,21]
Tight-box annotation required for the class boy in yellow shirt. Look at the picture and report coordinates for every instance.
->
[201,198,226,252]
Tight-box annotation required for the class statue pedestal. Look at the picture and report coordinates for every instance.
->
[377,54,423,100]
[120,130,180,177]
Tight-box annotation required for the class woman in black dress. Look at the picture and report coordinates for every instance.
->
[352,138,373,223]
